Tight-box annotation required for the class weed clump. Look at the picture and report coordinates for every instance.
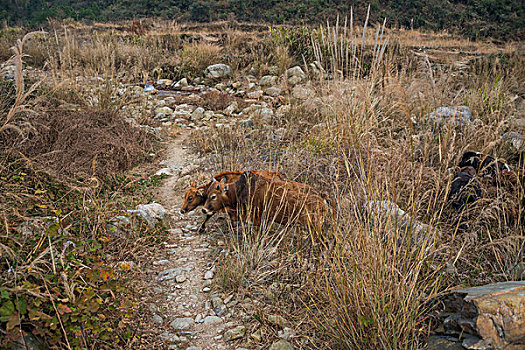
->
[1,109,151,180]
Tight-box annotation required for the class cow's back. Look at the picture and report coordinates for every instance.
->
[243,173,329,229]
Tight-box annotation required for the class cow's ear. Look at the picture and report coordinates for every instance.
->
[191,181,196,187]
[216,183,220,190]
[223,185,229,193]
[221,176,227,184]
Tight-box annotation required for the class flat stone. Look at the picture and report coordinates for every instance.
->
[170,317,194,330]
[425,336,464,350]
[424,106,470,127]
[154,260,171,266]
[159,331,180,343]
[204,316,223,325]
[269,339,294,350]
[224,326,245,341]
[155,168,173,176]
[247,90,264,99]
[185,347,202,350]
[259,75,278,86]
[155,106,174,116]
[286,66,306,85]
[157,267,185,282]
[292,85,313,100]
[268,314,288,328]
[438,281,525,350]
[265,86,282,97]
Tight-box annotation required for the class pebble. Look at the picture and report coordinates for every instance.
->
[224,294,234,304]
[202,287,211,292]
[204,270,214,280]
[152,313,163,324]
[176,275,187,283]
[159,331,180,343]
[154,260,171,266]
[268,314,288,328]
[224,326,246,341]
[215,304,228,316]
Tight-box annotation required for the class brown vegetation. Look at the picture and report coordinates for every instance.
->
[0,17,523,350]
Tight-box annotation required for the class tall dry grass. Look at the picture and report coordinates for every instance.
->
[190,14,524,349]
[1,18,522,349]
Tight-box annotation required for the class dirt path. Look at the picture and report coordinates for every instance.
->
[141,132,245,350]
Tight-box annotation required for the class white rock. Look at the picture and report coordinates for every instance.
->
[286,66,306,85]
[176,275,187,283]
[204,270,214,280]
[225,101,238,115]
[174,78,189,88]
[152,314,163,324]
[191,107,205,120]
[155,106,174,116]
[205,64,233,79]
[127,203,168,228]
[155,168,173,176]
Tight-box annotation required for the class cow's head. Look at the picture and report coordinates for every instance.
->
[180,181,207,214]
[202,177,230,215]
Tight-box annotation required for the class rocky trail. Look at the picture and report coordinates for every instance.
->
[135,132,249,350]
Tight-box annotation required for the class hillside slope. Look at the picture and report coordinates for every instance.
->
[1,0,524,40]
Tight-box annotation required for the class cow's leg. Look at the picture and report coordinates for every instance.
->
[199,213,214,233]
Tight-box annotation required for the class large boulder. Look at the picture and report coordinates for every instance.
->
[204,64,233,79]
[432,281,525,350]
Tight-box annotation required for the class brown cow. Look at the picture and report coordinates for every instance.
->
[180,170,283,232]
[202,171,332,236]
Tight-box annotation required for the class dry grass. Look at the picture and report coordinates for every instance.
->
[0,18,523,349]
[189,18,524,350]
[181,41,224,76]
